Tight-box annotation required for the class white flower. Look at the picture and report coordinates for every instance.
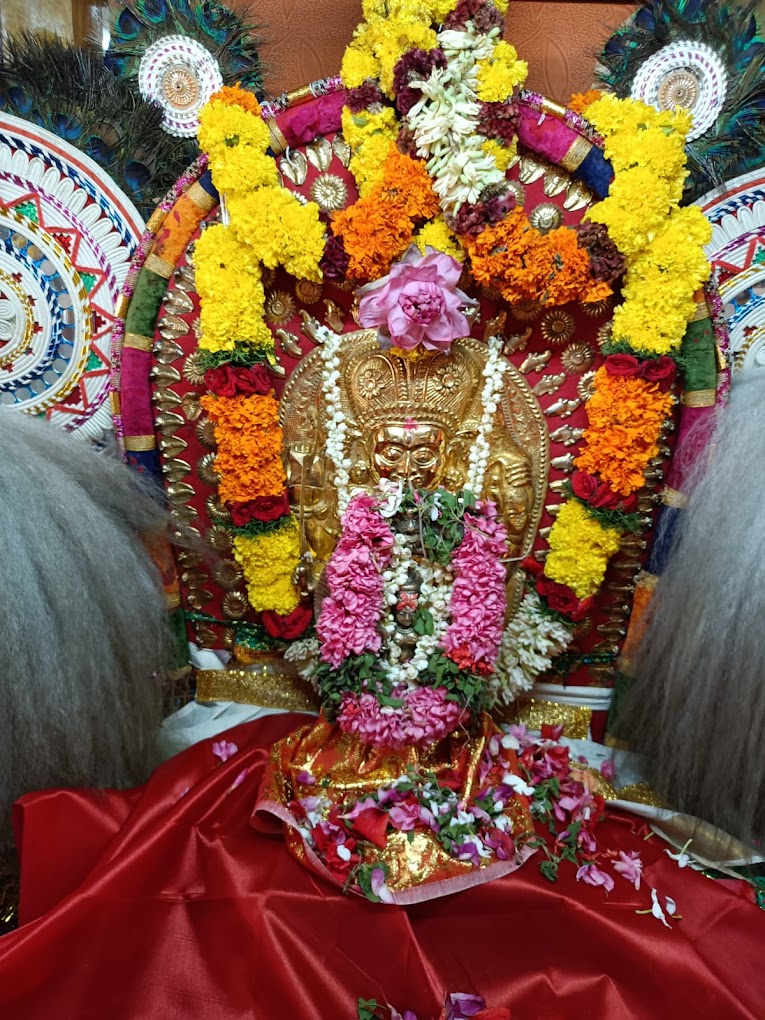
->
[649,888,676,929]
[502,773,535,798]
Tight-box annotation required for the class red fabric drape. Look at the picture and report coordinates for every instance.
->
[2,713,763,1019]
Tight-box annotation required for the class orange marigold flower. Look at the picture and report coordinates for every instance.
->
[569,90,603,115]
[575,367,675,496]
[380,149,440,221]
[201,392,287,503]
[209,84,261,115]
[332,192,414,280]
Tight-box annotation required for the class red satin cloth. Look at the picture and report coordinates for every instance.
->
[2,714,764,1018]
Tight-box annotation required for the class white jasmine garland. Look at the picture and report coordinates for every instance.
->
[284,635,321,685]
[405,24,506,213]
[491,591,574,704]
[466,335,507,494]
[316,324,352,514]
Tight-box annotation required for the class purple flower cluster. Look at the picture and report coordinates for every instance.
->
[319,233,350,282]
[449,191,516,237]
[477,100,520,143]
[444,0,504,32]
[392,48,447,116]
[345,81,385,113]
[575,221,626,283]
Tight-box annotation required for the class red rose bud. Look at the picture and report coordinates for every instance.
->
[204,365,238,397]
[230,501,256,526]
[251,490,291,522]
[570,471,598,501]
[604,353,641,377]
[640,356,676,389]
[232,364,272,395]
[261,604,313,639]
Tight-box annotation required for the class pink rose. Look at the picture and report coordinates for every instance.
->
[357,245,476,352]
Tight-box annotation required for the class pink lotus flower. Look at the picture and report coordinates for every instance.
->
[576,862,615,893]
[357,246,476,352]
[613,850,643,890]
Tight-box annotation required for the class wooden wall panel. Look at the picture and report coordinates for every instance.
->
[234,0,635,102]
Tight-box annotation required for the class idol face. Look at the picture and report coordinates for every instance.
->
[372,423,445,488]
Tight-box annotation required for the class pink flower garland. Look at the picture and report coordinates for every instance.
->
[441,502,508,671]
[316,493,394,667]
[337,685,463,749]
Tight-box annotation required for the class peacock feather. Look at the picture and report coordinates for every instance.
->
[597,0,765,201]
[0,32,197,217]
[106,0,264,95]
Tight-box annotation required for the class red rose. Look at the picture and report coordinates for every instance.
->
[232,364,272,395]
[351,807,390,848]
[230,501,255,527]
[588,482,622,510]
[537,576,581,616]
[261,604,313,640]
[604,353,640,377]
[251,490,291,522]
[570,471,598,501]
[621,492,639,512]
[204,365,237,397]
[640,356,676,389]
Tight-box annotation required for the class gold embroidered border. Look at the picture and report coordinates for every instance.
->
[124,434,156,452]
[166,591,181,610]
[560,135,592,173]
[144,252,174,279]
[497,698,592,740]
[662,486,688,509]
[195,668,321,713]
[188,180,217,214]
[123,332,154,352]
[110,390,121,417]
[681,388,716,408]
[715,344,727,372]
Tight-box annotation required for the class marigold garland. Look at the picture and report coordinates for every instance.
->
[574,368,675,497]
[233,520,302,616]
[544,501,622,599]
[195,224,273,353]
[201,392,287,503]
[195,84,322,619]
[227,187,326,281]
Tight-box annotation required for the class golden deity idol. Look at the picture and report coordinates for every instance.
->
[281,330,549,609]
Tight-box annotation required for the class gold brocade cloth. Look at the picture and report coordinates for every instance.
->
[254,713,536,905]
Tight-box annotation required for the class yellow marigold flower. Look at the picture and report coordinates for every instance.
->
[493,0,509,12]
[195,224,272,352]
[415,217,465,261]
[198,100,277,194]
[228,187,326,282]
[423,0,460,20]
[475,41,528,102]
[372,19,437,96]
[545,501,622,599]
[341,41,380,88]
[342,106,400,193]
[481,137,517,172]
[234,523,301,615]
